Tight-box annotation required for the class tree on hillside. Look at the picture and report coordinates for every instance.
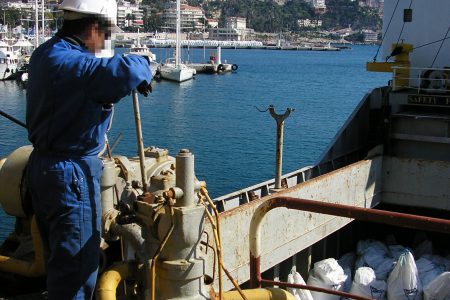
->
[143,9,163,32]
[140,0,380,33]
[141,0,168,10]
[322,0,381,30]
[212,0,313,32]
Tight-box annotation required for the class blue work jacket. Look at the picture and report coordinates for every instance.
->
[26,34,152,157]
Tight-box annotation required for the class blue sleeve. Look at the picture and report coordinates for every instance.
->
[83,54,152,103]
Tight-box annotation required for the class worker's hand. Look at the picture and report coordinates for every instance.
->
[137,80,153,97]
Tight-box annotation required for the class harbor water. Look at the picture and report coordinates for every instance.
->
[0,45,390,242]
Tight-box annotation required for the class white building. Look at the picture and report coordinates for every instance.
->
[208,17,255,41]
[362,29,378,43]
[334,27,353,39]
[162,1,205,32]
[298,19,323,28]
[117,0,144,28]
[226,17,246,30]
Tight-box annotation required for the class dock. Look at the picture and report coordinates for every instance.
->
[186,47,238,74]
[186,63,237,74]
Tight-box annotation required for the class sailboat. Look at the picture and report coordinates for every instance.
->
[159,0,195,82]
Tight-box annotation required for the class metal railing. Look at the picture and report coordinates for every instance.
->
[392,66,450,94]
[248,196,450,299]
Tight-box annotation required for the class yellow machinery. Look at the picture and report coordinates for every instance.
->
[367,43,413,90]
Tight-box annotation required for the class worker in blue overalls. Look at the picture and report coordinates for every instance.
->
[25,0,152,299]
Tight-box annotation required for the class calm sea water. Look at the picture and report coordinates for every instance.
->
[0,45,390,242]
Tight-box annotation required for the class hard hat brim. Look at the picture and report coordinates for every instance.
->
[63,10,122,34]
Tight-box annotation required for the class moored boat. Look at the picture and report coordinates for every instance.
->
[159,58,196,82]
[0,44,19,81]
[159,0,195,83]
[128,42,159,77]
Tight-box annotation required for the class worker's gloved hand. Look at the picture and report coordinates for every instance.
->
[137,80,152,97]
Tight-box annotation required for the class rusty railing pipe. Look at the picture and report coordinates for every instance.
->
[250,196,450,288]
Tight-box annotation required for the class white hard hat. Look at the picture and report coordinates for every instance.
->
[60,0,118,26]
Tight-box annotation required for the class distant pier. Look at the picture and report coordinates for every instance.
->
[264,45,340,51]
[115,39,350,51]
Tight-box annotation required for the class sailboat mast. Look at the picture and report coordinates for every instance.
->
[175,0,180,66]
[34,0,39,47]
[137,27,140,46]
[41,0,44,41]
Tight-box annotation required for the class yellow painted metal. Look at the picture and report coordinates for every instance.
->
[0,216,45,277]
[222,288,296,300]
[366,44,413,90]
[0,145,33,217]
[366,62,396,72]
[0,158,6,172]
[96,261,134,300]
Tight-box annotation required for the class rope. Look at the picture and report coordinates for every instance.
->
[373,0,400,62]
[0,109,27,129]
[430,25,450,68]
[199,191,223,299]
[412,36,450,50]
[200,187,249,300]
[254,106,270,113]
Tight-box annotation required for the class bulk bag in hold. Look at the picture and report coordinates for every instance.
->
[423,272,450,300]
[306,258,347,300]
[338,252,356,292]
[355,240,395,280]
[387,251,422,300]
[357,240,389,256]
[389,245,409,261]
[416,257,446,288]
[287,268,313,300]
[414,239,433,259]
[349,267,387,300]
[422,254,450,271]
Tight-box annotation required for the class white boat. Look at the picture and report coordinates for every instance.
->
[128,36,159,77]
[159,0,195,82]
[12,38,34,56]
[0,41,19,80]
[129,36,156,63]
[129,43,157,62]
[0,36,35,81]
[159,58,196,82]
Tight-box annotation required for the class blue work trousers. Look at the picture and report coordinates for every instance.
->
[26,151,102,300]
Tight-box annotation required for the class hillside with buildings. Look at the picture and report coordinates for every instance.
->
[0,0,383,44]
